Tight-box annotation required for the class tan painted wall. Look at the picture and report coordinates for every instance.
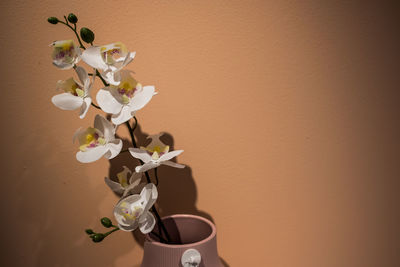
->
[1,0,399,266]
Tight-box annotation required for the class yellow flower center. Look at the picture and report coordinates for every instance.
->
[111,76,141,104]
[100,42,128,65]
[52,40,77,63]
[141,145,170,160]
[120,202,142,221]
[58,78,84,97]
[79,128,106,151]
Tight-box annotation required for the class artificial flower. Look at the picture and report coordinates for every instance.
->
[129,133,185,173]
[96,70,155,125]
[81,42,135,85]
[51,66,93,118]
[105,166,144,197]
[50,40,81,69]
[114,183,158,233]
[73,115,122,163]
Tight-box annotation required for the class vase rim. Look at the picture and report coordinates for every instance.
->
[146,214,217,248]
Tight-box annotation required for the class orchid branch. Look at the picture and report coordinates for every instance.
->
[124,119,172,243]
[58,19,86,49]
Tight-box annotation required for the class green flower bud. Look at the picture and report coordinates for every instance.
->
[47,17,58,24]
[92,233,105,243]
[67,13,78,24]
[100,217,112,228]
[80,27,95,44]
[85,229,94,235]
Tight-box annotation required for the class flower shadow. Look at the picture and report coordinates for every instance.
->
[108,122,230,266]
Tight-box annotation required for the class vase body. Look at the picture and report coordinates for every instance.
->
[141,214,223,267]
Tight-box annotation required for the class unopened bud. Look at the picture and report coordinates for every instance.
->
[47,17,58,24]
[85,229,94,235]
[91,234,105,243]
[101,217,113,228]
[67,13,78,24]
[80,27,95,43]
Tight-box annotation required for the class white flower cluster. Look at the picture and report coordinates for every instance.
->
[50,40,184,234]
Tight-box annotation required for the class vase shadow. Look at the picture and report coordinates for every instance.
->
[108,122,230,267]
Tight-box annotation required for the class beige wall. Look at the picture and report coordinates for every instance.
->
[1,0,399,266]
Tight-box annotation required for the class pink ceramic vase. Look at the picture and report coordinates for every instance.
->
[141,214,224,267]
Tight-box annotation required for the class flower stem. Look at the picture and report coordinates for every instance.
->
[103,226,120,237]
[154,168,159,186]
[58,19,86,50]
[91,102,101,109]
[124,118,172,243]
[96,69,109,87]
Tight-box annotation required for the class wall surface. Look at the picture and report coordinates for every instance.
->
[0,0,399,266]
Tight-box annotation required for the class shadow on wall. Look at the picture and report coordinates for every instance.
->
[108,123,230,267]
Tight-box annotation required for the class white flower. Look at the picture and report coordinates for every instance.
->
[129,133,185,173]
[96,70,155,125]
[114,183,158,233]
[73,115,122,163]
[51,66,93,119]
[50,40,81,69]
[81,42,135,85]
[105,166,144,197]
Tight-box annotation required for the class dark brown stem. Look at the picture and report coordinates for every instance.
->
[124,120,172,243]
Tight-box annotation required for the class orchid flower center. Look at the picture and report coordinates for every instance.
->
[78,127,106,151]
[111,76,142,104]
[100,42,128,65]
[52,40,77,64]
[117,171,129,188]
[142,145,170,160]
[120,202,143,221]
[58,78,84,97]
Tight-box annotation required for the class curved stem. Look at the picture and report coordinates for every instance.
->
[124,119,171,243]
[132,116,138,133]
[104,227,119,237]
[58,20,86,49]
[154,168,159,186]
[96,69,109,87]
[91,102,100,109]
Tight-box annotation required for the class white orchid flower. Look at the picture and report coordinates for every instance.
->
[105,166,144,197]
[50,40,81,69]
[114,183,158,233]
[81,42,135,85]
[96,70,155,125]
[51,66,93,119]
[129,133,185,173]
[73,115,122,163]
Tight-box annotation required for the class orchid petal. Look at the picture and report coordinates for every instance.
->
[122,181,144,198]
[121,51,136,69]
[129,171,142,185]
[129,148,152,163]
[118,221,138,232]
[104,139,123,159]
[104,177,124,195]
[52,62,75,70]
[159,150,184,161]
[75,66,89,87]
[141,183,158,211]
[81,46,108,70]
[102,70,122,86]
[161,160,185,169]
[76,146,107,163]
[96,88,123,114]
[135,162,160,173]
[130,86,155,111]
[111,105,134,125]
[52,93,83,110]
[138,211,156,234]
[79,97,91,119]
[94,115,115,141]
